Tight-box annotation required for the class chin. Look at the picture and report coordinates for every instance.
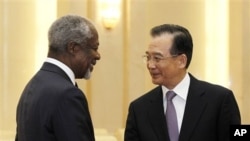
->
[152,79,161,85]
[83,69,91,79]
[83,76,91,80]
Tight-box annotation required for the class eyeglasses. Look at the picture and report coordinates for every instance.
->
[142,54,179,64]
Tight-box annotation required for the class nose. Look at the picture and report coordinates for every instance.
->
[147,60,156,69]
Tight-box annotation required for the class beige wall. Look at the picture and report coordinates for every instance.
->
[0,0,37,139]
[1,0,249,140]
[229,0,250,123]
[242,0,250,124]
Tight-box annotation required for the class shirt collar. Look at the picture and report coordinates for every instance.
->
[45,57,75,85]
[162,73,190,100]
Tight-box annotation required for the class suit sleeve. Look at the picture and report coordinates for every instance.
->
[125,103,141,141]
[217,90,241,141]
[52,88,94,141]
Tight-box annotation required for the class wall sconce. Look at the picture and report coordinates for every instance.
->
[101,0,121,30]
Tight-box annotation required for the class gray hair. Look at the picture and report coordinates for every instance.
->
[48,14,95,53]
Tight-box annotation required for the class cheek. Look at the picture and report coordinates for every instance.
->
[158,64,168,72]
[78,54,90,64]
[159,65,172,78]
[80,60,91,72]
[74,55,89,71]
[163,64,180,78]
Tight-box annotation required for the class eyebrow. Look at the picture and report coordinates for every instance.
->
[145,51,164,56]
[90,42,99,49]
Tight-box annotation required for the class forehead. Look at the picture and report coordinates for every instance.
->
[88,29,99,47]
[147,33,174,54]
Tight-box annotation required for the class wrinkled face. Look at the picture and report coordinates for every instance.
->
[71,30,101,79]
[146,33,182,87]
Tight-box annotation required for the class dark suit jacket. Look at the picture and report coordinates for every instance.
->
[125,74,241,141]
[16,62,95,141]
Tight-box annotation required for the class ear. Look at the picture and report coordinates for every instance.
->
[178,54,187,69]
[67,41,78,55]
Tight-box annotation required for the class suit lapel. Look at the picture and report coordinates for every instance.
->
[147,87,169,141]
[179,74,207,141]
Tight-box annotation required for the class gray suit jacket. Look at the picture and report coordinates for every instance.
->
[16,62,95,141]
[125,74,241,141]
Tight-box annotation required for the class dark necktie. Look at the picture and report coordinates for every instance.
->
[75,82,78,88]
[166,91,179,141]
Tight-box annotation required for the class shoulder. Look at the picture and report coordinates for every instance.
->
[31,68,85,102]
[193,76,231,92]
[189,73,234,98]
[129,86,162,106]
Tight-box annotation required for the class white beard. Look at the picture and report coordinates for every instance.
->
[83,68,91,79]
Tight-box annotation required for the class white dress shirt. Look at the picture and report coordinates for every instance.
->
[45,57,75,85]
[162,73,190,132]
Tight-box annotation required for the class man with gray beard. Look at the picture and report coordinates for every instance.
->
[15,14,101,141]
